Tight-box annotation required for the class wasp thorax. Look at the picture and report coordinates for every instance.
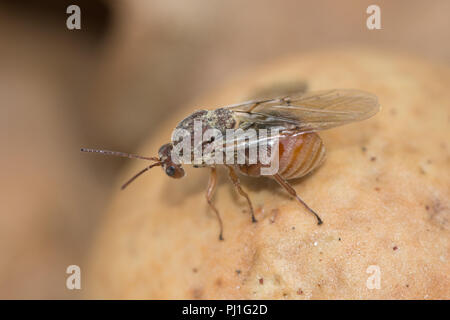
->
[175,108,236,135]
[158,143,185,179]
[171,108,237,167]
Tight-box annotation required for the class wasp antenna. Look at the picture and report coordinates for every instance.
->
[81,148,159,162]
[121,162,162,190]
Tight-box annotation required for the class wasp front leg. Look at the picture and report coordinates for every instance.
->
[226,165,257,223]
[206,167,224,240]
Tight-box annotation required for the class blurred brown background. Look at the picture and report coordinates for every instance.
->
[0,0,448,299]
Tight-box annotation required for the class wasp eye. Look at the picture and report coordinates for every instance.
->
[166,166,176,176]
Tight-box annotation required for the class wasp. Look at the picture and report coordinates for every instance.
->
[82,89,379,240]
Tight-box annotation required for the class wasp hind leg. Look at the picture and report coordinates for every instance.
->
[273,173,323,225]
[206,167,224,240]
[226,165,257,223]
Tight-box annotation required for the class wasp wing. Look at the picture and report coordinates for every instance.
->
[225,89,380,133]
[206,89,379,161]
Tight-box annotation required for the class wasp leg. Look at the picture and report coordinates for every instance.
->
[206,167,224,240]
[226,165,257,223]
[247,101,263,113]
[273,173,323,225]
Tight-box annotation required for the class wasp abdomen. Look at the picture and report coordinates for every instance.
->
[278,132,326,180]
[237,132,325,180]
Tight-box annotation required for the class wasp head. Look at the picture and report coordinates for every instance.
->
[158,143,185,179]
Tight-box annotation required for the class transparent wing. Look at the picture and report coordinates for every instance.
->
[203,89,379,160]
[224,89,380,133]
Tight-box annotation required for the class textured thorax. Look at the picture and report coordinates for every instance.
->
[172,108,236,167]
[174,108,236,135]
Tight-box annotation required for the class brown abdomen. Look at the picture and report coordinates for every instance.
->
[237,132,326,180]
[277,132,326,180]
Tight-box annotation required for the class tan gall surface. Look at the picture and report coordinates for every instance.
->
[85,49,450,299]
